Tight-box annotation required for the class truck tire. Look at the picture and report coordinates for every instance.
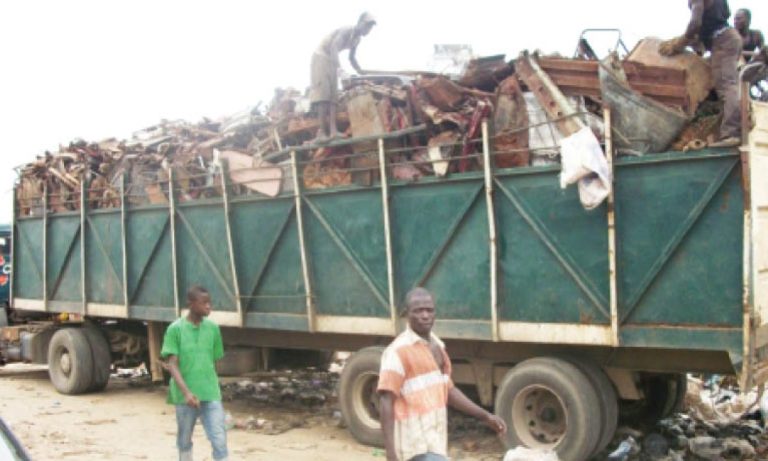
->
[619,373,687,423]
[83,327,111,392]
[48,328,94,395]
[339,346,385,447]
[569,359,618,457]
[495,357,602,461]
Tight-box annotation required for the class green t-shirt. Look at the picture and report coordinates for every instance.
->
[161,317,224,405]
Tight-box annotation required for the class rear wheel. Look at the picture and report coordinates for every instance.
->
[339,347,384,447]
[82,327,111,392]
[495,357,602,461]
[570,359,618,456]
[48,328,94,395]
[619,373,686,423]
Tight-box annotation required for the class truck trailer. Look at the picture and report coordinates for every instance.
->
[4,94,768,460]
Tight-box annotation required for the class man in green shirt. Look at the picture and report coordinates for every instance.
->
[161,285,228,461]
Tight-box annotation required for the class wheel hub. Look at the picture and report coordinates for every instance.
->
[511,385,567,448]
[60,351,72,375]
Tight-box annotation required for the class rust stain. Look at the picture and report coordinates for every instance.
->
[720,190,731,212]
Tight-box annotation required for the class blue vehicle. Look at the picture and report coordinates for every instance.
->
[0,224,10,309]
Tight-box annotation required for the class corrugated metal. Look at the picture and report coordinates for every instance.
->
[751,102,768,331]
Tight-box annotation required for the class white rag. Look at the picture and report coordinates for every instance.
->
[559,126,612,210]
[503,447,561,461]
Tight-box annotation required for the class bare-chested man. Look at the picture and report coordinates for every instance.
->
[310,13,376,141]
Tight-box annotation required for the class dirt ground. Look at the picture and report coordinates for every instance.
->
[0,365,505,461]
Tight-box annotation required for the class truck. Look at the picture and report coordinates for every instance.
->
[4,88,768,460]
[0,224,11,319]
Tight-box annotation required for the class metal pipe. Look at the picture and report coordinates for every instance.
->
[604,108,620,347]
[220,161,244,326]
[378,139,398,335]
[291,152,315,332]
[481,121,500,342]
[169,169,181,317]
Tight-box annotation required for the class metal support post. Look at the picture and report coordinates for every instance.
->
[80,178,87,314]
[604,108,620,347]
[481,121,500,342]
[291,152,315,332]
[378,138,398,335]
[168,170,181,317]
[42,182,48,311]
[220,161,244,325]
[120,175,130,316]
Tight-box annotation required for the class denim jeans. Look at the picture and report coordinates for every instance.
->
[175,401,228,461]
[409,454,448,461]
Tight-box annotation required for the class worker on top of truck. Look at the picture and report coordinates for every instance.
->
[660,0,743,148]
[735,8,765,60]
[310,12,376,142]
[161,285,228,461]
[377,288,506,461]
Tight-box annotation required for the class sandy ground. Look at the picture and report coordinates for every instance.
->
[0,365,504,461]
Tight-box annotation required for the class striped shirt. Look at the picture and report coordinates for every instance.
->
[377,326,453,461]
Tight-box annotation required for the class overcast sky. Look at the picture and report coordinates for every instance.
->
[1,0,766,223]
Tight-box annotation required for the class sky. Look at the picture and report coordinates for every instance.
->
[1,0,766,223]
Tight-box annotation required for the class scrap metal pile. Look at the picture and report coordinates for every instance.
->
[16,38,720,216]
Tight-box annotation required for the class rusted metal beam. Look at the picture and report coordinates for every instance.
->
[515,52,586,137]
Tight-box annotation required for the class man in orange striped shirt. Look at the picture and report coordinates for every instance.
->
[377,288,506,461]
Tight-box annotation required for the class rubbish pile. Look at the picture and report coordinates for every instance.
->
[16,38,722,215]
[220,368,338,410]
[601,375,768,460]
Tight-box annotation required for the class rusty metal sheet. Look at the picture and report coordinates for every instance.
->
[537,57,691,113]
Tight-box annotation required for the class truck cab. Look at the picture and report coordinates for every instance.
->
[0,224,11,311]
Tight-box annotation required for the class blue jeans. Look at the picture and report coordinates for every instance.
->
[175,401,228,461]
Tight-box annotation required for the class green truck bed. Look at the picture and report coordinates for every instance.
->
[9,146,753,355]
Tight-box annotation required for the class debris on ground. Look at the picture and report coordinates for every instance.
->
[598,375,768,460]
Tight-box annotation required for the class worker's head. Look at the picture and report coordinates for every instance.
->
[187,285,212,317]
[404,287,435,337]
[735,9,752,32]
[356,12,376,36]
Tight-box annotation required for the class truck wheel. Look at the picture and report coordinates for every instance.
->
[83,327,111,392]
[495,357,602,461]
[569,359,618,457]
[339,346,385,447]
[619,373,687,423]
[48,328,94,395]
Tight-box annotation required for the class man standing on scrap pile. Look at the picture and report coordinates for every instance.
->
[660,0,743,147]
[310,12,376,141]
[377,288,507,461]
[162,285,228,461]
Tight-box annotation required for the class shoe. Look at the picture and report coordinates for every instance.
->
[708,136,741,148]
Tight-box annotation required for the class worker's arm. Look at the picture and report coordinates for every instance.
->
[349,45,364,75]
[378,391,399,461]
[165,355,200,408]
[447,387,507,434]
[684,0,706,39]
